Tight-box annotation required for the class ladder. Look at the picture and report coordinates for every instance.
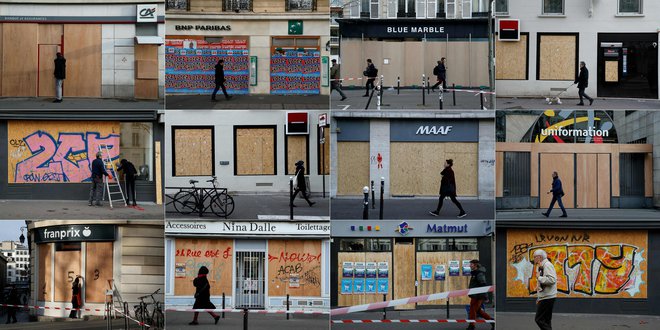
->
[99,144,127,209]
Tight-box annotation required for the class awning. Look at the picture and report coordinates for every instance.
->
[135,36,164,45]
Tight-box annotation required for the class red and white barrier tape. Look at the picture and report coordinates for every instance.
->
[0,303,105,312]
[443,88,496,95]
[113,308,151,328]
[332,319,495,324]
[331,77,379,81]
[165,307,329,315]
[331,286,494,316]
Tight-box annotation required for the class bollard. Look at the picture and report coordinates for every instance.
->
[397,77,400,94]
[452,83,457,106]
[382,294,387,320]
[422,74,426,106]
[446,299,450,319]
[480,92,484,110]
[243,308,249,330]
[364,87,376,110]
[427,77,430,94]
[379,75,385,105]
[124,302,129,330]
[289,177,294,220]
[379,177,384,220]
[439,87,443,110]
[106,302,111,330]
[376,86,381,111]
[222,292,226,319]
[286,294,290,320]
[141,301,146,330]
[363,186,369,219]
[371,180,375,209]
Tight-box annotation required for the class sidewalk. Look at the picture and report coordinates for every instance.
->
[332,307,495,330]
[497,207,660,220]
[166,94,330,109]
[167,310,328,330]
[332,88,494,110]
[497,96,660,110]
[0,318,123,330]
[496,312,660,330]
[0,199,164,220]
[165,193,330,220]
[0,97,162,110]
[331,198,494,220]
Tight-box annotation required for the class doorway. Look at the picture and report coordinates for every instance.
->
[235,251,265,308]
[393,237,415,310]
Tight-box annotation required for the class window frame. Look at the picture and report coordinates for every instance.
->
[416,237,479,252]
[495,0,508,16]
[285,0,318,12]
[166,0,189,11]
[370,0,380,18]
[171,126,216,178]
[535,32,579,81]
[338,238,393,252]
[617,0,643,15]
[541,0,565,16]
[388,0,398,18]
[233,125,278,176]
[224,0,253,12]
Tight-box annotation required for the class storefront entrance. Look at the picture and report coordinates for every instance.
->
[235,251,265,308]
[393,238,415,310]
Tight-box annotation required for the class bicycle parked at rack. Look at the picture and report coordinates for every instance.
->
[134,288,164,329]
[172,176,235,217]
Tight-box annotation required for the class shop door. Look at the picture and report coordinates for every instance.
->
[576,154,611,208]
[539,153,575,209]
[393,239,415,310]
[619,153,646,208]
[38,45,60,97]
[597,34,658,99]
[235,251,265,308]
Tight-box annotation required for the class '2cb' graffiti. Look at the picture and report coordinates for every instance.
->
[512,244,645,297]
[13,131,120,183]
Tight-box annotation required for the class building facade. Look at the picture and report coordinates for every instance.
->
[495,0,659,99]
[336,0,492,88]
[165,0,330,95]
[331,219,494,307]
[0,0,165,100]
[0,241,29,284]
[331,111,495,199]
[165,220,331,311]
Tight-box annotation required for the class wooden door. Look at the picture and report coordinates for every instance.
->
[38,45,59,97]
[393,242,415,310]
[63,24,101,97]
[54,249,81,302]
[539,153,574,208]
[576,154,598,208]
[134,44,159,99]
[85,242,113,303]
[597,154,611,208]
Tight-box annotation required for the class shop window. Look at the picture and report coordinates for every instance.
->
[495,0,508,15]
[286,135,309,175]
[172,127,215,177]
[417,238,478,251]
[346,0,361,18]
[618,0,642,14]
[234,126,277,176]
[286,0,317,11]
[417,238,448,251]
[121,123,154,181]
[367,238,392,251]
[542,0,564,15]
[166,0,189,10]
[503,152,531,197]
[339,238,365,251]
[370,0,380,18]
[317,126,330,175]
[496,33,529,80]
[388,0,398,18]
[224,0,252,12]
[620,153,645,196]
[537,33,577,81]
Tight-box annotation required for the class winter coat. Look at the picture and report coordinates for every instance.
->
[54,57,66,80]
[117,160,138,178]
[91,158,108,178]
[294,165,307,191]
[433,63,446,81]
[364,63,377,78]
[575,66,589,89]
[550,177,564,197]
[468,265,489,299]
[215,63,225,84]
[192,275,216,309]
[439,167,457,196]
[330,64,341,80]
[537,259,557,301]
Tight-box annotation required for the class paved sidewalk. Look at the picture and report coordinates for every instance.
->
[331,198,494,220]
[497,208,660,220]
[332,88,494,110]
[497,96,660,110]
[0,318,124,330]
[167,310,328,330]
[331,307,495,330]
[166,94,330,109]
[0,97,162,110]
[0,199,164,220]
[496,312,660,330]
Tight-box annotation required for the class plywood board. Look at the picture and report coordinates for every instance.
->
[337,252,392,307]
[85,242,113,303]
[63,24,101,97]
[382,41,404,87]
[286,135,307,175]
[597,154,611,208]
[174,238,233,296]
[2,23,38,96]
[155,140,162,205]
[38,24,63,45]
[416,251,478,305]
[337,142,370,196]
[38,243,52,302]
[236,128,276,175]
[539,35,576,80]
[38,45,58,97]
[496,34,527,80]
[320,127,329,175]
[506,229,648,299]
[54,250,81,302]
[391,143,478,197]
[403,41,424,87]
[135,79,159,99]
[267,240,322,297]
[174,128,213,176]
[605,61,619,82]
[539,153,574,208]
[576,154,597,208]
[393,243,415,309]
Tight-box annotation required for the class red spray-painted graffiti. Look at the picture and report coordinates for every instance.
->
[175,247,232,259]
[268,252,321,263]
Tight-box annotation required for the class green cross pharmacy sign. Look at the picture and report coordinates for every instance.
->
[288,20,303,35]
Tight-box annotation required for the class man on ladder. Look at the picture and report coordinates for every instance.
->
[89,151,109,206]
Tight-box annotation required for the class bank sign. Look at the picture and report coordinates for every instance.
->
[390,119,479,142]
[35,225,116,243]
[165,221,330,236]
[137,4,157,23]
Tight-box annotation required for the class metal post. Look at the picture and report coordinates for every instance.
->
[289,177,294,220]
[243,308,249,330]
[382,294,387,320]
[446,299,450,319]
[222,292,226,319]
[427,77,430,94]
[365,87,376,110]
[141,301,146,330]
[286,294,290,320]
[480,92,484,110]
[422,74,426,106]
[397,76,400,94]
[322,136,326,198]
[362,186,369,219]
[376,86,381,111]
[452,83,456,106]
[379,75,384,104]
[371,180,375,209]
[379,177,384,220]
[106,302,111,330]
[124,302,129,330]
[439,88,443,110]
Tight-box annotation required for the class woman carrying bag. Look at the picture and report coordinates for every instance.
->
[189,266,220,325]
[429,159,467,218]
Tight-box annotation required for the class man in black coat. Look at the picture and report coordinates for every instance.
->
[117,159,138,206]
[467,260,494,330]
[211,59,231,101]
[363,59,377,97]
[542,171,567,218]
[429,159,467,218]
[575,61,594,106]
[54,52,66,103]
[431,58,447,91]
[290,160,315,207]
[89,152,109,206]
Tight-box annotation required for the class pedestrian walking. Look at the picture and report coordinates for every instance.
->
[211,59,231,101]
[575,61,594,106]
[5,285,18,324]
[290,160,315,207]
[534,249,557,330]
[189,266,220,325]
[53,52,66,103]
[69,276,82,319]
[88,151,109,206]
[466,260,493,330]
[430,58,447,91]
[542,171,567,218]
[429,159,467,218]
[362,59,378,97]
[331,59,347,101]
[117,158,138,206]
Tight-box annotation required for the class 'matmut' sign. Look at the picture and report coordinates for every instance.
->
[427,223,469,233]
[332,220,493,237]
[35,225,116,243]
[165,221,330,236]
[390,120,479,142]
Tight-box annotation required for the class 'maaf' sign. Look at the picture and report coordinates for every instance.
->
[390,120,479,142]
[35,225,116,243]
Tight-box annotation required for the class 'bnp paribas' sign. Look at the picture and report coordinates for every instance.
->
[391,120,479,142]
[35,225,116,243]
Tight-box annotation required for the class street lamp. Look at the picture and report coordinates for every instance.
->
[19,226,27,244]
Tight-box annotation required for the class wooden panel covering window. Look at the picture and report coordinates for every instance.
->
[286,135,307,175]
[63,24,102,97]
[38,45,59,97]
[337,142,369,195]
[576,154,598,208]
[496,34,528,80]
[538,34,576,80]
[38,244,52,302]
[174,238,233,296]
[173,128,214,176]
[416,251,479,305]
[393,243,415,310]
[597,154,611,208]
[2,23,38,96]
[135,44,159,99]
[235,127,276,175]
[605,61,619,82]
[38,24,63,45]
[318,127,330,175]
[85,242,113,303]
[54,249,81,302]
[267,240,322,297]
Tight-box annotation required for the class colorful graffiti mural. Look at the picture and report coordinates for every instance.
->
[270,50,320,95]
[506,229,647,299]
[8,121,121,183]
[522,110,618,144]
[165,39,250,94]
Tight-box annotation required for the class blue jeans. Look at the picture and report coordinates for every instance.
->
[546,195,567,216]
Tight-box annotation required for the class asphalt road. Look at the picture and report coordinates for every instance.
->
[497,96,660,110]
[496,208,660,220]
[331,198,494,220]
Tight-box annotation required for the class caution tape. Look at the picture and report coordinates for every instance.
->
[0,303,105,312]
[332,319,495,324]
[164,307,329,315]
[331,77,379,81]
[443,88,496,95]
[113,308,151,328]
[331,286,494,316]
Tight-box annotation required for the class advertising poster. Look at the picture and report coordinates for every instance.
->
[449,260,460,276]
[377,278,389,294]
[366,262,377,278]
[342,262,354,278]
[175,263,186,278]
[435,265,446,281]
[353,278,365,294]
[341,279,352,294]
[270,50,321,95]
[365,278,377,294]
[421,264,433,281]
[462,260,472,276]
[377,262,389,278]
[289,273,300,288]
[354,262,366,278]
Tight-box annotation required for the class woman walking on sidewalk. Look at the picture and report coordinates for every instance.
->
[430,159,467,218]
[189,266,220,325]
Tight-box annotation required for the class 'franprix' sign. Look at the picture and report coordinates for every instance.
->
[165,221,330,236]
[35,225,116,243]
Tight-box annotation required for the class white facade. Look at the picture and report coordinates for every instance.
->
[0,241,29,284]
[496,0,660,99]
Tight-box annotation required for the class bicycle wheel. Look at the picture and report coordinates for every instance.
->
[210,193,235,217]
[152,307,164,329]
[173,191,197,214]
[133,306,145,323]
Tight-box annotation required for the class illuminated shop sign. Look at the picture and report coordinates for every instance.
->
[35,225,116,243]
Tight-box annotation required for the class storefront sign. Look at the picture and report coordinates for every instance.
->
[165,221,330,236]
[286,112,309,135]
[321,56,330,87]
[35,225,116,243]
[334,220,493,237]
[427,223,469,234]
[395,221,414,235]
[249,56,258,86]
[390,120,479,142]
[136,4,157,23]
[524,110,618,144]
[498,19,520,41]
[174,25,231,31]
[338,19,489,39]
[318,113,327,127]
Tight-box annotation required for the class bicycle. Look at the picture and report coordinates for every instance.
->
[134,288,164,329]
[172,176,235,217]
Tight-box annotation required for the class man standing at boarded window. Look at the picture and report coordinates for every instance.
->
[53,52,66,103]
[89,152,109,206]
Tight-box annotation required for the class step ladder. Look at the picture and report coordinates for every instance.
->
[99,144,127,209]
